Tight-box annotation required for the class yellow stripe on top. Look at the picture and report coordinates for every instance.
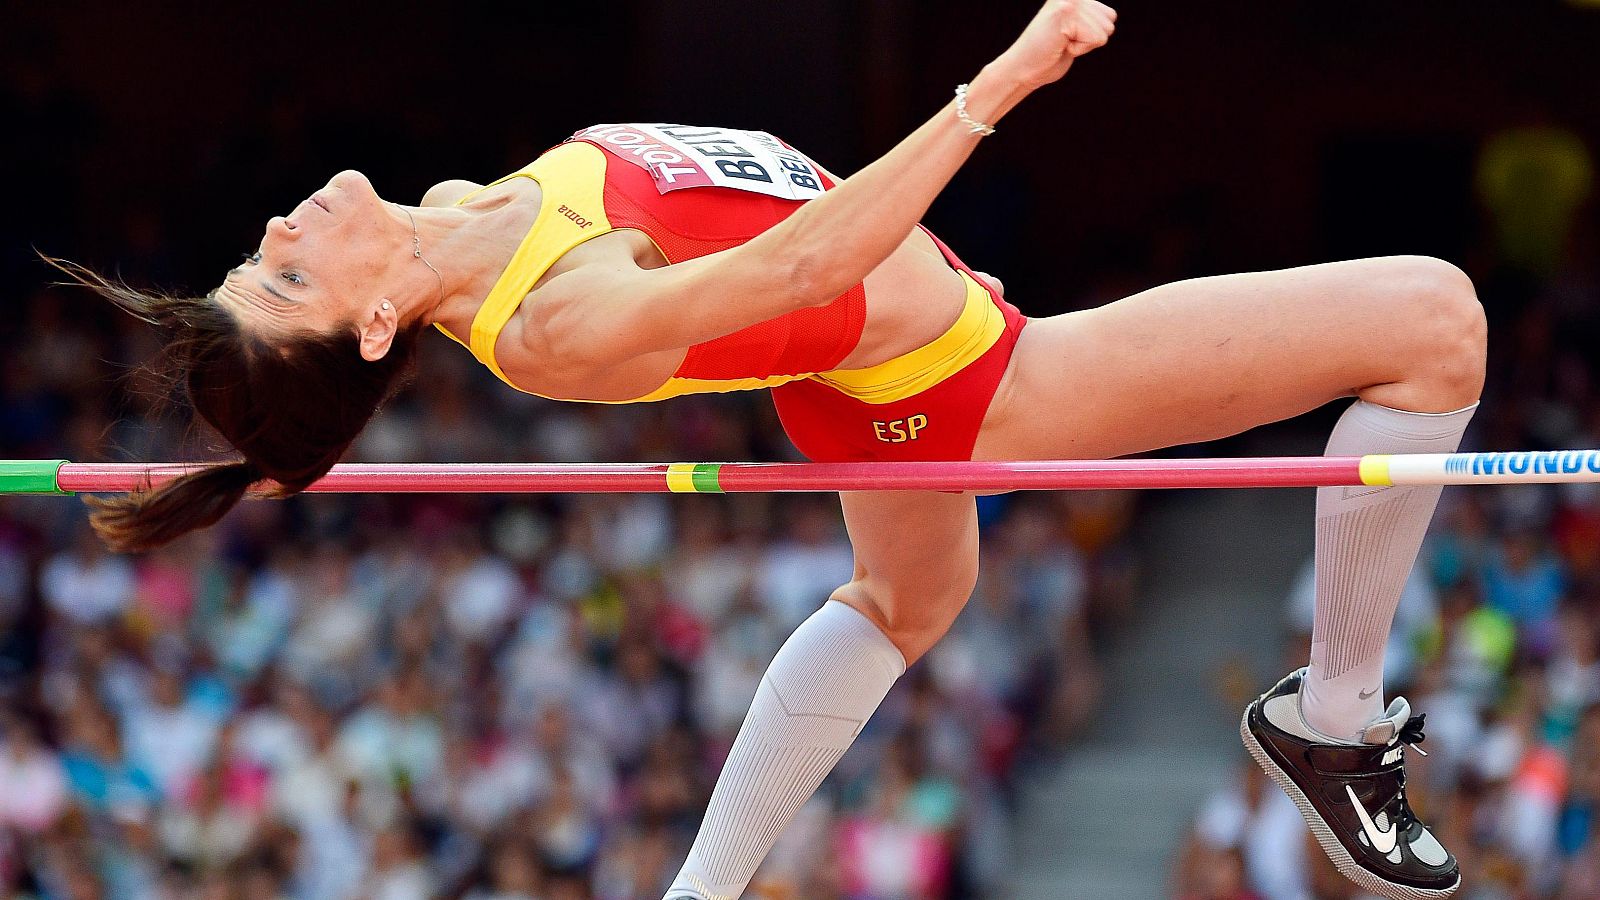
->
[615,372,812,403]
[434,142,615,389]
[806,270,1003,405]
[438,147,1003,407]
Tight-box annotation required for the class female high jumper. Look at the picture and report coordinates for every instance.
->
[65,2,1481,897]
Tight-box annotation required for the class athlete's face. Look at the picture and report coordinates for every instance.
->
[213,170,403,344]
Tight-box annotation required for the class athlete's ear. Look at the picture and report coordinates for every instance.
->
[358,299,398,361]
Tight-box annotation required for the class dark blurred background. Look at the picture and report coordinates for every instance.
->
[1,2,1598,898]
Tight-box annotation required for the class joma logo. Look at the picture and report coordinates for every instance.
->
[558,204,594,228]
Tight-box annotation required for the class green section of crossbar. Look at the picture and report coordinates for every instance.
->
[0,460,70,495]
[692,463,724,494]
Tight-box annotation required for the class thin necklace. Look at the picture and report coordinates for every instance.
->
[395,202,446,308]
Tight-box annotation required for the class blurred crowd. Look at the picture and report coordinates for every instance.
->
[0,466,1131,900]
[0,35,1152,897]
[5,13,1600,900]
[1175,126,1600,900]
[1,281,1140,900]
[0,63,1137,897]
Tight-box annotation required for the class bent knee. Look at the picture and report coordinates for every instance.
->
[1386,256,1487,407]
[835,571,977,664]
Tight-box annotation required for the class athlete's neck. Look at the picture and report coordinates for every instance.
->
[394,182,544,333]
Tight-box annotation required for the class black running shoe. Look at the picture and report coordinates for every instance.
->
[1242,668,1459,899]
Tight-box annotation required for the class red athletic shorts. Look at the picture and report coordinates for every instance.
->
[771,266,1028,463]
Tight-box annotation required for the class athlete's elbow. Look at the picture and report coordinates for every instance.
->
[783,249,856,309]
[783,252,828,308]
[762,207,858,307]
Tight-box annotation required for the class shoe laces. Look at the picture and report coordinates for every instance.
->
[1382,713,1429,833]
[1397,712,1428,757]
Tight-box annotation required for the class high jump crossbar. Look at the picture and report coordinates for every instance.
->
[2,451,1599,496]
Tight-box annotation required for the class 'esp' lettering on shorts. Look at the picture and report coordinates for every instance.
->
[558,205,594,228]
[872,414,928,443]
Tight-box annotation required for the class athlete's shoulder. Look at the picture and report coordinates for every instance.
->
[420,179,485,208]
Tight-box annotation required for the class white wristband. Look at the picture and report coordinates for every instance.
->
[954,83,996,136]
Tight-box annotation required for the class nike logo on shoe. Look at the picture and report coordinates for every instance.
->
[1359,687,1379,699]
[1245,669,1459,896]
[1346,784,1398,854]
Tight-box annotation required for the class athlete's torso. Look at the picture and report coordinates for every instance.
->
[429,123,967,403]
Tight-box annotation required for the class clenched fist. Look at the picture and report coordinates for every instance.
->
[997,0,1117,90]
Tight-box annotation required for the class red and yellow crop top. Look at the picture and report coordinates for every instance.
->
[435,123,872,403]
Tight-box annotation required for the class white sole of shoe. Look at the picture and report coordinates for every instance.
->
[1240,706,1459,900]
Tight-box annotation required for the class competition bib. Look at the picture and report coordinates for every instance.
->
[574,123,827,201]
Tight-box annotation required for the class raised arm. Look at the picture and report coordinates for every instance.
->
[537,0,1116,363]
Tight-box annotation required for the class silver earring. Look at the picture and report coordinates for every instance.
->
[381,301,392,310]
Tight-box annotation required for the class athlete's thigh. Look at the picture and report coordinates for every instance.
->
[831,490,979,619]
[974,257,1460,461]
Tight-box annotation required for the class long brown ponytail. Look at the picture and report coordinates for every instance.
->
[46,257,421,553]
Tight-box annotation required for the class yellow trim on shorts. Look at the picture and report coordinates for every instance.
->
[806,270,1003,405]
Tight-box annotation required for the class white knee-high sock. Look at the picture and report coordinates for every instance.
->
[1302,399,1476,740]
[667,600,906,900]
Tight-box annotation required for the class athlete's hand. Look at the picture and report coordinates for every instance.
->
[996,0,1117,90]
